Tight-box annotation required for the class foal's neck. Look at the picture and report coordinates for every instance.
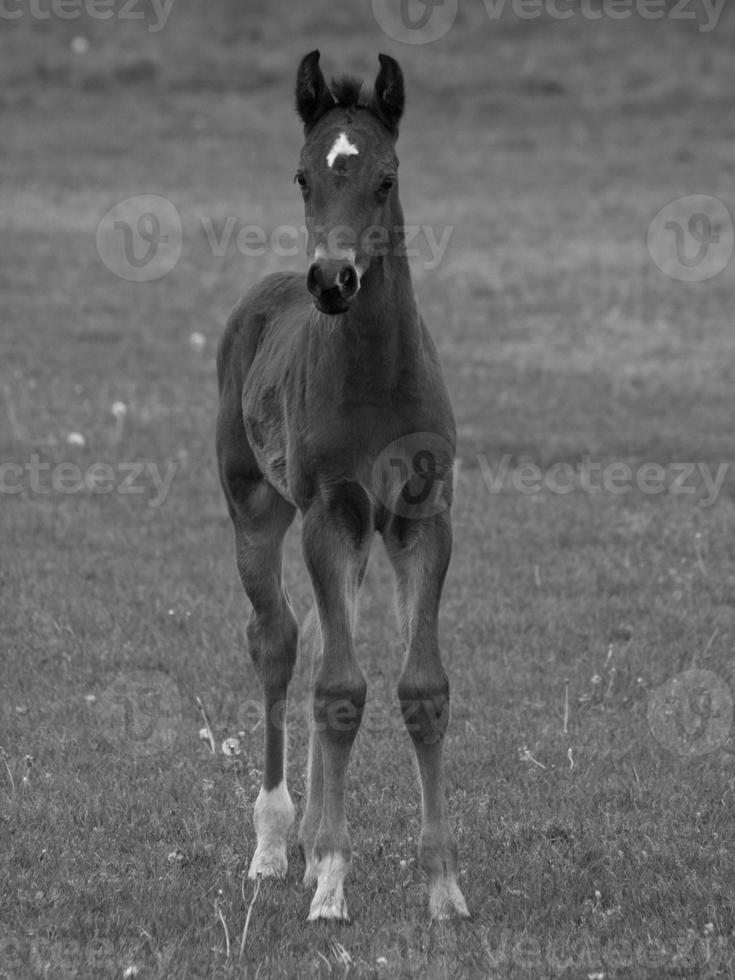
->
[330,227,420,401]
[340,261,416,398]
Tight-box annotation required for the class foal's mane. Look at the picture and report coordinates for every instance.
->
[325,74,397,132]
[329,74,369,109]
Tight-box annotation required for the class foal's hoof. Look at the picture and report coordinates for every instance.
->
[308,889,349,922]
[250,783,294,879]
[429,875,470,920]
[248,845,288,879]
[307,853,350,921]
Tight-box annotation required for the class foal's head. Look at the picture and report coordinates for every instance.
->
[295,50,405,315]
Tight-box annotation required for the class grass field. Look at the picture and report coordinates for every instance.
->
[2,1,735,977]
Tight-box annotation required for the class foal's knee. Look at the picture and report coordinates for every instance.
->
[397,669,450,746]
[313,668,367,744]
[246,602,299,692]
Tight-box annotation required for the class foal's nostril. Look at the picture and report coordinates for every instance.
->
[307,261,358,304]
[306,262,322,298]
[337,264,358,298]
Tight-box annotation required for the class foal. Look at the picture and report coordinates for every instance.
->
[216,50,468,922]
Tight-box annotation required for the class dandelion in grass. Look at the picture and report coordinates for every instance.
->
[222,737,242,757]
[21,755,33,790]
[111,401,127,443]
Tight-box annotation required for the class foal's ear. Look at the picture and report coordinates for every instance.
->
[373,53,404,134]
[295,49,334,130]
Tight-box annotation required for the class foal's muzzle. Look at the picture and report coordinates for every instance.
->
[307,258,360,315]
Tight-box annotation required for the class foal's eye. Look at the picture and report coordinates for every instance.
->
[378,176,395,195]
[294,171,308,191]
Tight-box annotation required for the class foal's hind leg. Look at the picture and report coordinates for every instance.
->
[221,462,298,878]
[384,511,469,920]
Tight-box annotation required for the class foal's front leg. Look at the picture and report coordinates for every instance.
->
[301,489,372,921]
[229,487,298,879]
[385,511,470,920]
[297,604,324,886]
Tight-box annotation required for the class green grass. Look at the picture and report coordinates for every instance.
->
[2,2,735,977]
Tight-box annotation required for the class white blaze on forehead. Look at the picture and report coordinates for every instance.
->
[326,132,359,169]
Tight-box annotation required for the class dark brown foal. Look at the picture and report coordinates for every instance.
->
[216,50,468,921]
